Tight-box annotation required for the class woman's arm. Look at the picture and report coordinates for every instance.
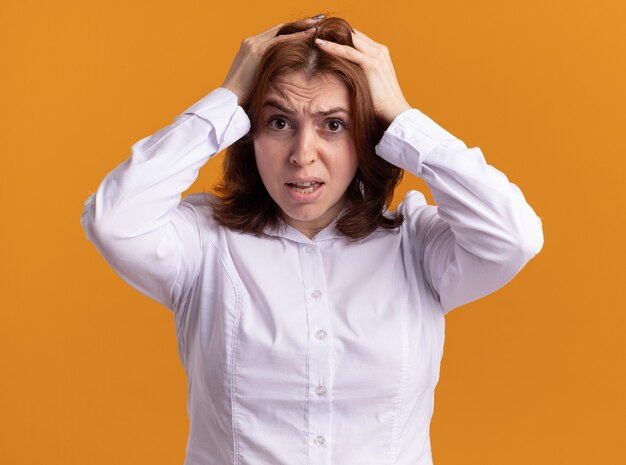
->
[81,20,322,311]
[81,88,250,310]
[316,28,544,314]
[376,108,543,313]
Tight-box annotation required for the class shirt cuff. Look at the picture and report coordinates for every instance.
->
[375,108,467,175]
[181,87,251,146]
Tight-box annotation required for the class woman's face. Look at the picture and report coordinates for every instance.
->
[253,71,358,239]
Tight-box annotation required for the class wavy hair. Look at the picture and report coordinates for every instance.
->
[207,16,404,239]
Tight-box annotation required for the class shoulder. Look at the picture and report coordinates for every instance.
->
[372,190,443,245]
[181,192,213,209]
[179,192,214,218]
[395,190,439,229]
[176,192,225,243]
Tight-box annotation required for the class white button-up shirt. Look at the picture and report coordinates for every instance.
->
[81,87,543,465]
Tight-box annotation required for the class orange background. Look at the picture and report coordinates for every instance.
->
[2,0,625,464]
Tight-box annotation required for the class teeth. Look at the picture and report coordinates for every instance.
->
[287,181,322,194]
[288,181,320,194]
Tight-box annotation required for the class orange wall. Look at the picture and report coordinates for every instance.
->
[2,0,625,464]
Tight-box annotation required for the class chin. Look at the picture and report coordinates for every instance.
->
[282,200,334,221]
[282,207,326,223]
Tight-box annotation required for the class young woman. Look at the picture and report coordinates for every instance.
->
[81,15,543,465]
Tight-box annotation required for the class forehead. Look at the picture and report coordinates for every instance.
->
[263,72,351,113]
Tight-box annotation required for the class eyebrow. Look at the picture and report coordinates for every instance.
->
[263,98,350,117]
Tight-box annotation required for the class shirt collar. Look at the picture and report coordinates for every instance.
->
[261,206,400,243]
[263,209,345,244]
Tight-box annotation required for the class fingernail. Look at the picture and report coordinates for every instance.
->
[315,38,325,45]
[311,14,325,20]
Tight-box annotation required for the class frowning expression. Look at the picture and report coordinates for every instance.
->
[253,71,358,239]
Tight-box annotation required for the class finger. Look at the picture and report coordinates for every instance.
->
[254,15,324,43]
[315,38,370,66]
[353,28,380,47]
[304,14,325,23]
[249,25,285,45]
[262,16,322,37]
[353,30,391,62]
[351,32,378,54]
[258,22,285,36]
[272,16,324,39]
[248,26,314,58]
[248,28,315,57]
[272,27,316,42]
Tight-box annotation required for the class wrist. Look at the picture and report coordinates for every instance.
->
[221,81,245,106]
[381,101,412,127]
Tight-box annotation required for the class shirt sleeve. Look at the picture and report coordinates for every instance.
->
[375,108,544,315]
[80,87,251,311]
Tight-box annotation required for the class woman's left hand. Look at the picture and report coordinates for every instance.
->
[315,29,411,126]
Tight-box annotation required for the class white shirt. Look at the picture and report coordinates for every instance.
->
[81,87,543,465]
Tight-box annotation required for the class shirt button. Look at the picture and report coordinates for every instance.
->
[305,245,316,254]
[315,385,327,397]
[315,329,327,340]
[311,290,322,299]
[313,434,325,446]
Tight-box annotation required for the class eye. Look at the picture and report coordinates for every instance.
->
[326,119,347,133]
[266,116,292,131]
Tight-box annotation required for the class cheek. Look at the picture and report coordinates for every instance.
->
[253,137,268,167]
[253,138,278,185]
[336,143,359,180]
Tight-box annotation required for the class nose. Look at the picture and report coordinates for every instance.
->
[289,126,318,166]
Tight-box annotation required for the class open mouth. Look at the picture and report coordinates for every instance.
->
[286,181,324,194]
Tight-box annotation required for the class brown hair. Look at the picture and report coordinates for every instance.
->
[206,17,404,239]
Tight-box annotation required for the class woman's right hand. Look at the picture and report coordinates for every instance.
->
[221,17,322,104]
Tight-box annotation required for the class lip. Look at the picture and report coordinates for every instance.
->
[284,180,325,202]
[285,177,325,184]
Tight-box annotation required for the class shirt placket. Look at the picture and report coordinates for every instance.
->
[299,242,332,465]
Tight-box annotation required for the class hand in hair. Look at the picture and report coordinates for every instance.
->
[222,18,321,104]
[315,29,411,126]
